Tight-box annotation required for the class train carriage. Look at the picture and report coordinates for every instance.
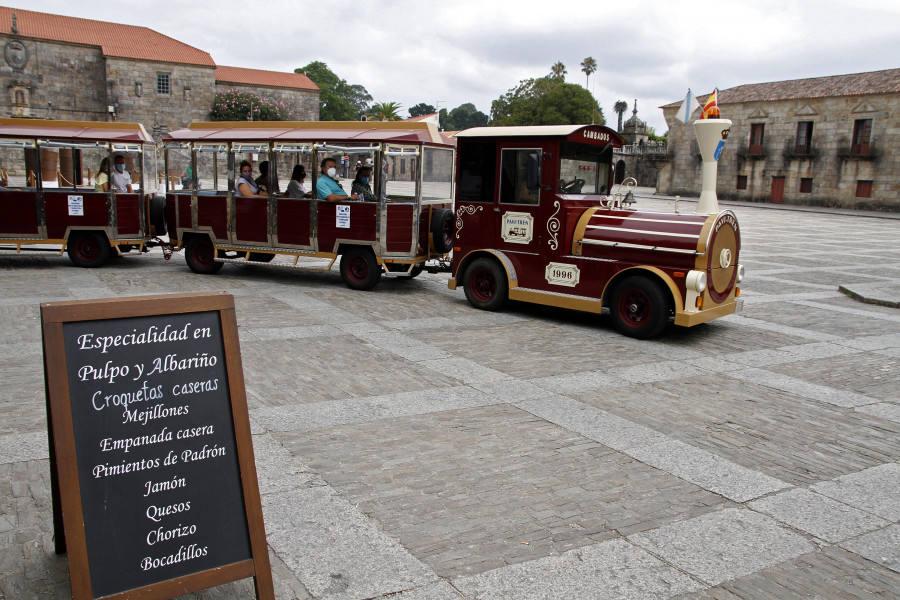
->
[0,118,162,267]
[161,121,455,289]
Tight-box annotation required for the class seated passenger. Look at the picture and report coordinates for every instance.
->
[350,166,377,202]
[95,157,110,192]
[236,160,267,197]
[286,165,311,198]
[110,154,133,193]
[255,160,279,194]
[316,157,359,202]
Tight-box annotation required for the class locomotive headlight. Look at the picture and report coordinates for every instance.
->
[736,264,744,283]
[686,270,707,293]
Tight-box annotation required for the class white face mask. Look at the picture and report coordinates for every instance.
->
[326,167,337,178]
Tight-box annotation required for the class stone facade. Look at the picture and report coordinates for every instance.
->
[657,70,900,211]
[0,10,320,141]
[106,57,217,138]
[0,36,107,121]
[612,100,667,188]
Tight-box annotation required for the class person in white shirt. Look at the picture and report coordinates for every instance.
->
[286,164,311,198]
[110,154,133,193]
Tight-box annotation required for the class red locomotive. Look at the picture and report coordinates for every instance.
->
[450,125,743,338]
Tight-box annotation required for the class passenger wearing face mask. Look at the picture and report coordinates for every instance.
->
[316,157,359,202]
[234,160,266,197]
[350,166,377,202]
[236,160,267,197]
[110,154,133,193]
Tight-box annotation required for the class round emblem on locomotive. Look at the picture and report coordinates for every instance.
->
[719,248,732,268]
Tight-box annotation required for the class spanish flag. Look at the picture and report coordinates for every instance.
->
[700,89,720,119]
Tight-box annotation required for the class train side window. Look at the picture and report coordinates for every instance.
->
[457,141,496,203]
[499,148,541,205]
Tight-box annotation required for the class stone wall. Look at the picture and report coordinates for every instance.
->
[0,35,107,120]
[106,58,216,138]
[0,35,320,142]
[213,82,320,122]
[658,94,900,210]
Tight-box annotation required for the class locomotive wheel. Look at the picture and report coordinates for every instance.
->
[184,237,223,275]
[340,247,381,290]
[610,276,670,339]
[430,208,454,253]
[66,232,111,268]
[463,258,508,311]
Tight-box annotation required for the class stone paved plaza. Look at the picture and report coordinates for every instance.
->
[1,195,899,599]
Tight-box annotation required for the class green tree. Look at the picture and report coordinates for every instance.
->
[613,100,629,132]
[442,103,489,131]
[581,57,597,89]
[647,127,668,144]
[408,103,437,117]
[209,89,290,121]
[296,61,372,120]
[550,61,567,79]
[491,77,604,126]
[368,101,403,121]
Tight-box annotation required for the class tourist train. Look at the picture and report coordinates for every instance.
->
[0,118,742,338]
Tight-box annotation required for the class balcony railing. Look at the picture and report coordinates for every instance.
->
[837,137,878,160]
[783,136,819,159]
[615,143,669,157]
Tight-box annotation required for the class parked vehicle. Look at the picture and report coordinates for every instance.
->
[161,120,455,289]
[0,118,163,267]
[449,125,743,338]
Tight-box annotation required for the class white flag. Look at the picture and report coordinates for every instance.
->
[677,89,701,125]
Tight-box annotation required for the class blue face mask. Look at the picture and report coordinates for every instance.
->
[115,163,126,173]
[360,177,369,184]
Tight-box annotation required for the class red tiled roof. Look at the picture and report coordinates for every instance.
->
[661,68,900,108]
[0,6,214,66]
[215,66,319,91]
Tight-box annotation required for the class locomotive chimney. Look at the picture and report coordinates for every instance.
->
[693,119,731,215]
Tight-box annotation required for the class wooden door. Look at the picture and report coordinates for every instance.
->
[770,176,785,204]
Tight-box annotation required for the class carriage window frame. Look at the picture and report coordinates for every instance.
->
[499,148,541,205]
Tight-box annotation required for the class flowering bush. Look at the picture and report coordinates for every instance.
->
[209,89,290,121]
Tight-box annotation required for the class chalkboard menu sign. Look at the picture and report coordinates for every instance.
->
[41,292,274,600]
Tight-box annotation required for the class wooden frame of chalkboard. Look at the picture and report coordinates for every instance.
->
[41,292,274,600]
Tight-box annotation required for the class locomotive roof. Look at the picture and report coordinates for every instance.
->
[0,119,155,143]
[164,121,453,146]
[457,124,623,145]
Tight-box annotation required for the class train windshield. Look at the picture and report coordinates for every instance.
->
[558,141,611,195]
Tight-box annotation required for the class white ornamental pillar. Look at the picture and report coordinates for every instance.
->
[693,118,732,215]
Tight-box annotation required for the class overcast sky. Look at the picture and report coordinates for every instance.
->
[19,0,900,133]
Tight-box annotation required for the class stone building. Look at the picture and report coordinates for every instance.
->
[612,100,667,187]
[657,69,900,210]
[0,7,319,139]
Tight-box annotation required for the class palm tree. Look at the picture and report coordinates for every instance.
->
[613,100,629,132]
[550,62,567,79]
[368,101,403,121]
[581,57,597,89]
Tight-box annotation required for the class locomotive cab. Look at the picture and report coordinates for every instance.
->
[450,125,743,338]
